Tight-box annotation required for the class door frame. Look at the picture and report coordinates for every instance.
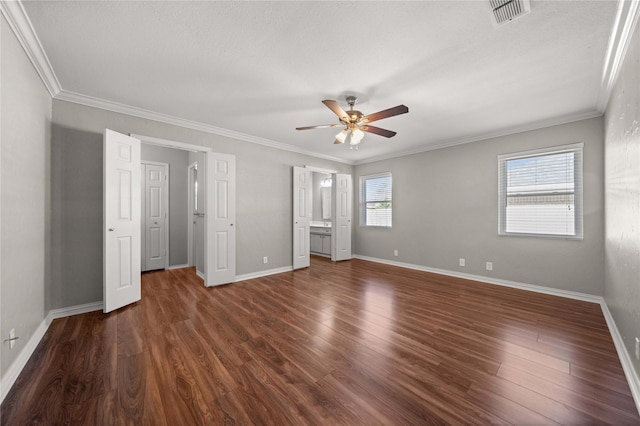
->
[187,161,197,267]
[141,160,170,271]
[131,133,219,285]
[293,165,353,266]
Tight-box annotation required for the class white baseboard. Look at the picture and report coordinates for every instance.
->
[0,301,103,404]
[311,252,331,259]
[235,266,293,282]
[600,302,640,415]
[167,264,190,270]
[353,255,602,303]
[47,301,103,321]
[0,317,49,403]
[196,270,205,280]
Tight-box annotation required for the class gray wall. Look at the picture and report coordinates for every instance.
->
[50,125,102,308]
[604,21,640,379]
[50,99,352,309]
[1,16,52,378]
[141,144,188,266]
[354,117,605,295]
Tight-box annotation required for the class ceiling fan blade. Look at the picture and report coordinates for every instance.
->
[322,100,350,121]
[361,125,397,138]
[362,105,409,124]
[334,139,344,144]
[296,124,343,130]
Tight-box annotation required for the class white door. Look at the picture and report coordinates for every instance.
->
[206,152,236,286]
[292,166,312,269]
[141,162,168,271]
[332,173,352,261]
[103,129,141,313]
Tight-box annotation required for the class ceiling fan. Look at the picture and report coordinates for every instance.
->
[296,96,409,148]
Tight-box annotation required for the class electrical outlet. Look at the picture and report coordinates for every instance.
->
[393,250,398,257]
[635,337,639,360]
[459,258,465,267]
[9,329,16,349]
[263,256,268,264]
[486,262,493,271]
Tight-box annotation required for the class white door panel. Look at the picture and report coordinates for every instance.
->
[141,162,167,271]
[104,129,141,313]
[292,167,312,269]
[206,152,236,286]
[333,173,352,261]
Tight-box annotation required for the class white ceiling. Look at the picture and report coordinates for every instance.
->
[18,1,620,164]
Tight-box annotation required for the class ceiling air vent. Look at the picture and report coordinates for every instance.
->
[489,0,530,25]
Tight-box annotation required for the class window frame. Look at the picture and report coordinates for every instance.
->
[498,142,584,240]
[359,172,393,228]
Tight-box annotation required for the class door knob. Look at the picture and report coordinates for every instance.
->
[108,228,115,232]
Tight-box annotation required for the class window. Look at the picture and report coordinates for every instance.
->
[360,172,392,227]
[498,143,583,239]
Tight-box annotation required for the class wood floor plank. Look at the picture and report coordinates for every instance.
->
[497,362,640,424]
[502,355,638,413]
[2,258,638,425]
[465,384,562,426]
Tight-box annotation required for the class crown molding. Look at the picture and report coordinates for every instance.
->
[0,0,61,97]
[596,0,640,112]
[354,109,602,165]
[55,89,354,165]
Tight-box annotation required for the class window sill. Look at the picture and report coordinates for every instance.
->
[498,231,583,241]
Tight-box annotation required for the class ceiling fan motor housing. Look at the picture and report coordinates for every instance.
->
[343,110,363,127]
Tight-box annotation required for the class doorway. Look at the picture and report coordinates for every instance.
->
[104,130,238,312]
[132,133,236,286]
[292,166,353,270]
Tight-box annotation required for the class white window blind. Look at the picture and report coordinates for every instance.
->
[498,143,583,239]
[360,173,392,227]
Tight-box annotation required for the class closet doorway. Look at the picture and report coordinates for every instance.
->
[133,133,236,287]
[104,130,237,313]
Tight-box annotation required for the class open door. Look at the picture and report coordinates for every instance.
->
[332,173,352,261]
[205,152,236,286]
[103,129,141,313]
[292,166,312,269]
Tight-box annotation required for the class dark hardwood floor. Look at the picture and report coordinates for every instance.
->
[2,256,639,425]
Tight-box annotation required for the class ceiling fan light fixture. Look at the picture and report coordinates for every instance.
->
[298,96,409,148]
[335,129,349,144]
[350,128,364,145]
